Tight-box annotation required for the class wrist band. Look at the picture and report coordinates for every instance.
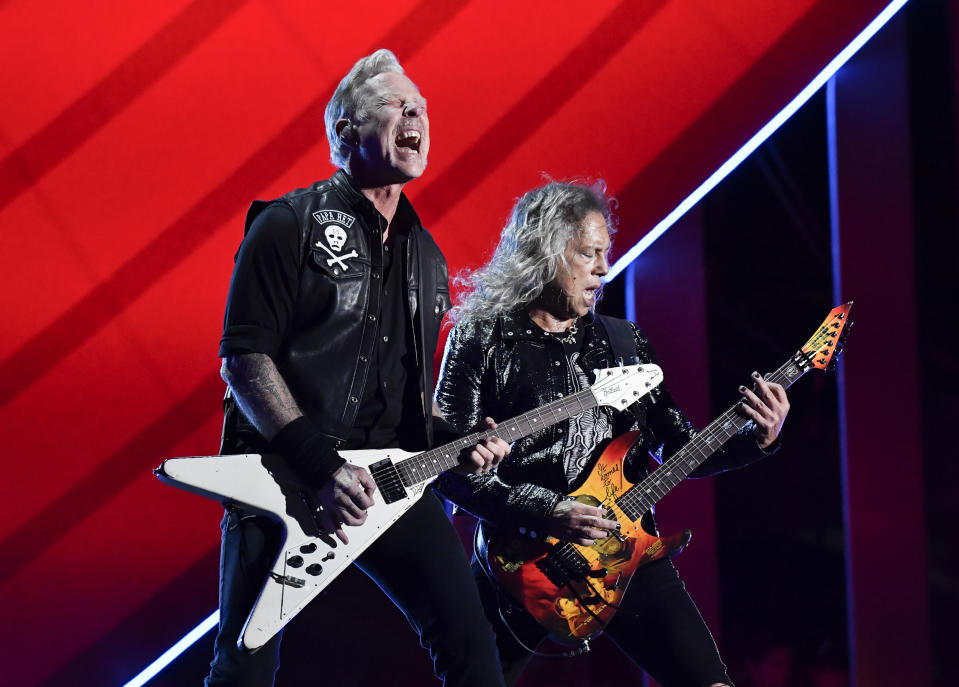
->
[271,416,345,485]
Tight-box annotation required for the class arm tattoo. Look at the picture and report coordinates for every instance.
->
[221,353,302,441]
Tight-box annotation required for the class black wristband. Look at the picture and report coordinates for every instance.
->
[270,416,346,486]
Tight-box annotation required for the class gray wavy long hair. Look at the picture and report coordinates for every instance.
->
[451,180,616,323]
[324,49,404,169]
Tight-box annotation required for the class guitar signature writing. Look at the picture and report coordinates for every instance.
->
[597,461,621,498]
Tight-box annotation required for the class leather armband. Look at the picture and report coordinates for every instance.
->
[271,416,345,486]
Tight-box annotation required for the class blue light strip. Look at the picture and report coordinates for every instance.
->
[124,2,910,685]
[825,72,858,678]
[606,0,910,282]
[121,610,219,687]
[624,261,638,322]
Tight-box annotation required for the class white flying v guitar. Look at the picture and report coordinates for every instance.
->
[155,363,664,652]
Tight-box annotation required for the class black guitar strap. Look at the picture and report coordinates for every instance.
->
[594,314,650,428]
[595,314,639,366]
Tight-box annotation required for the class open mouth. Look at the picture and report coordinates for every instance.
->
[395,130,422,153]
[585,286,600,302]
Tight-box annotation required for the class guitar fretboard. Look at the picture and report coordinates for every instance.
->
[382,387,599,489]
[615,351,813,520]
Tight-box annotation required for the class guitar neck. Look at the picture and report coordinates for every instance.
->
[392,388,598,487]
[615,351,812,520]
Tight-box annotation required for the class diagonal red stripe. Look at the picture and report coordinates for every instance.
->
[0,0,249,212]
[610,0,888,255]
[0,0,473,577]
[0,0,471,410]
[415,0,668,227]
[0,372,224,587]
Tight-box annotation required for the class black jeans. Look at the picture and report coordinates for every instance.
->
[475,556,732,687]
[204,491,505,686]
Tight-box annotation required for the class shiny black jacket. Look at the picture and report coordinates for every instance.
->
[223,170,451,451]
[434,311,772,531]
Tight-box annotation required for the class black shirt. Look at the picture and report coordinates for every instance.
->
[346,228,421,450]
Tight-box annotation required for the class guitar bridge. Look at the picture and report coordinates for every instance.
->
[536,543,591,588]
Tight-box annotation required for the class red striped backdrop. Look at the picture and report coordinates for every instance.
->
[0,1,889,684]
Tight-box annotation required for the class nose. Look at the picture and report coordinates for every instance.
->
[596,253,610,276]
[403,101,424,118]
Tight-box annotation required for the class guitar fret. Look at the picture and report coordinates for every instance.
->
[616,352,816,520]
[393,388,601,487]
[658,469,679,490]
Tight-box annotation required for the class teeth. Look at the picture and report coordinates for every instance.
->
[396,131,420,144]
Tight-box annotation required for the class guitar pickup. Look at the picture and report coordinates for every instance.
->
[270,572,305,588]
[369,459,408,504]
[536,543,592,587]
[587,568,607,578]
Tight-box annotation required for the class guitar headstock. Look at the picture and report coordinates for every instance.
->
[798,302,854,372]
[590,364,664,410]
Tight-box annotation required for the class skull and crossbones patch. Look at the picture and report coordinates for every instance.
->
[312,209,358,275]
[324,225,347,251]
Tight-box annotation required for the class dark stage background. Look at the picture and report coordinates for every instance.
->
[1,1,955,685]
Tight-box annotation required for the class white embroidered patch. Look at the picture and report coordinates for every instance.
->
[312,209,357,271]
[324,225,347,252]
[312,209,356,228]
[314,240,358,270]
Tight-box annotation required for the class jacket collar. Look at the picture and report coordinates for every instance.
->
[499,310,598,343]
[330,169,424,234]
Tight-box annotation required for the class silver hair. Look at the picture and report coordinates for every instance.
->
[324,49,405,169]
[451,180,617,323]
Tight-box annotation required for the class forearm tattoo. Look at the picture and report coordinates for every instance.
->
[221,353,302,440]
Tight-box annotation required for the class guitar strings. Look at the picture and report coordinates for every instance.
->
[390,388,597,487]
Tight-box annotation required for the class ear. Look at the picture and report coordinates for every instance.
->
[335,119,355,146]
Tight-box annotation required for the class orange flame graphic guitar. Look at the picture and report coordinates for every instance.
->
[478,303,853,647]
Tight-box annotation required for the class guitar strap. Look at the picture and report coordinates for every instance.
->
[594,314,639,366]
[594,314,648,428]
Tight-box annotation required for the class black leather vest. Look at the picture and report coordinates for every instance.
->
[227,170,450,450]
